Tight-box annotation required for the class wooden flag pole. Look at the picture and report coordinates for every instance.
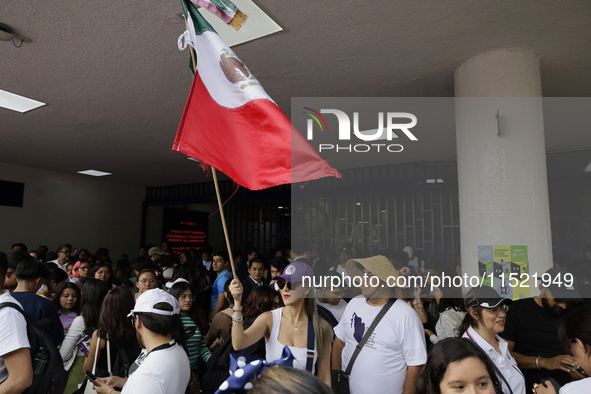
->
[211,168,238,280]
[184,15,237,280]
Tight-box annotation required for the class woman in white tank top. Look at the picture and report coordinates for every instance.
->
[229,262,333,387]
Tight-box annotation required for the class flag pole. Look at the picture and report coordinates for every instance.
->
[184,15,238,280]
[211,168,237,280]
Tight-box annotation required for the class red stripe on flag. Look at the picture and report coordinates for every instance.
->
[173,72,341,191]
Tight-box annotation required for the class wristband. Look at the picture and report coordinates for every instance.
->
[232,306,242,312]
[536,356,541,369]
[109,389,115,394]
[231,315,243,323]
[413,300,423,305]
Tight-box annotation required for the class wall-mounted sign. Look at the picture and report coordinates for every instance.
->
[162,207,208,256]
[478,245,530,300]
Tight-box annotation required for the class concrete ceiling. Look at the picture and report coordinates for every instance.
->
[2,0,591,187]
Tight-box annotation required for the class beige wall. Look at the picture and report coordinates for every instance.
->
[0,163,145,259]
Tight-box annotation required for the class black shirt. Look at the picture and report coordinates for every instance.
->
[499,298,571,388]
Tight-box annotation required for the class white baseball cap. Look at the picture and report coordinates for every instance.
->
[165,277,190,289]
[128,288,180,317]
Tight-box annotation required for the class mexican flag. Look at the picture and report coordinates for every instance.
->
[173,0,341,191]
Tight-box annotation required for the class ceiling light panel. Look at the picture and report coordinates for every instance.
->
[0,89,46,113]
[77,170,112,177]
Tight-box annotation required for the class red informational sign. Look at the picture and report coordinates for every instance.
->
[162,208,208,256]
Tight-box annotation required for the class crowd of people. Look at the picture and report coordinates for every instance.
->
[1,241,590,394]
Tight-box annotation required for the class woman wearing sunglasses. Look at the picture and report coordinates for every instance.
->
[229,261,333,386]
[460,286,526,394]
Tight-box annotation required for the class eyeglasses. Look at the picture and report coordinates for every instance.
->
[129,314,136,327]
[59,250,71,254]
[485,305,509,314]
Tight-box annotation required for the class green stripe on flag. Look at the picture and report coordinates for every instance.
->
[212,0,239,14]
[182,0,217,36]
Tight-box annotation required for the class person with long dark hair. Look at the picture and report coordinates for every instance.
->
[53,282,82,333]
[93,262,114,286]
[461,286,525,394]
[415,338,503,394]
[38,264,68,299]
[92,289,190,394]
[83,286,141,379]
[205,278,234,349]
[535,306,591,394]
[59,279,109,394]
[169,281,211,372]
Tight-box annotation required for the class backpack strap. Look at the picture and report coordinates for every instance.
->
[0,301,26,317]
[344,298,396,377]
[306,315,315,373]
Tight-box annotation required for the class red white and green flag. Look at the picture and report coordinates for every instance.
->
[173,0,341,191]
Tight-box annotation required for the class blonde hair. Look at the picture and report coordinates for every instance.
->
[304,296,333,359]
[251,366,332,394]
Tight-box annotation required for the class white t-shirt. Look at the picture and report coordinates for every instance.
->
[559,377,591,393]
[122,341,190,394]
[463,326,526,394]
[317,299,347,323]
[0,290,30,385]
[334,297,427,394]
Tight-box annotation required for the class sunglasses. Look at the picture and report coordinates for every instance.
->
[275,278,291,290]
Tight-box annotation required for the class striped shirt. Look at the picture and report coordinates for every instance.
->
[180,315,212,371]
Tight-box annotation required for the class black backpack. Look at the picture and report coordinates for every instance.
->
[0,302,68,394]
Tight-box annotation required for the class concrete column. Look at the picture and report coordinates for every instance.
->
[455,49,552,298]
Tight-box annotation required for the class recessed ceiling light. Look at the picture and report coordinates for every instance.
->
[0,89,46,113]
[77,170,112,177]
[185,157,201,163]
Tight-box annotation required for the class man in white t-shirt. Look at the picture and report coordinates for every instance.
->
[0,251,33,392]
[94,289,190,394]
[332,255,427,394]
